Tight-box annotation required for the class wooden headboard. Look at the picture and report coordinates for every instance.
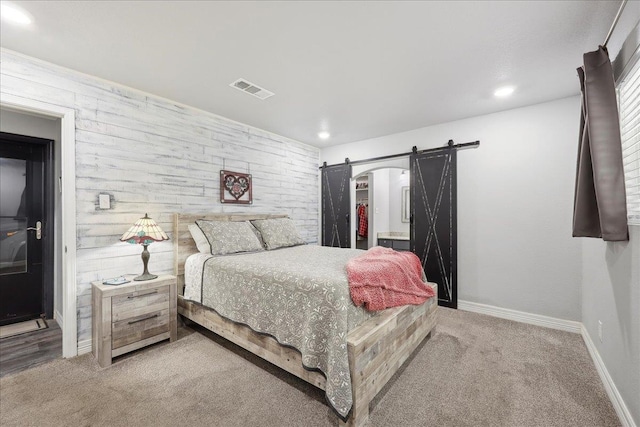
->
[173,213,288,292]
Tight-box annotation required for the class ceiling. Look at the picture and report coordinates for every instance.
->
[1,1,638,148]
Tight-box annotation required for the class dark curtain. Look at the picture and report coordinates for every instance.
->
[573,46,628,241]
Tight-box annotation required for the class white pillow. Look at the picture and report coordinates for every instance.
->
[188,223,211,254]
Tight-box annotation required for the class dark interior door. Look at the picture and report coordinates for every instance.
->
[0,133,50,326]
[321,164,352,248]
[410,148,457,308]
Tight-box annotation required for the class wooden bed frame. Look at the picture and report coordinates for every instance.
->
[174,213,437,427]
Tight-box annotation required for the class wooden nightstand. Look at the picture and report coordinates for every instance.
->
[92,274,177,367]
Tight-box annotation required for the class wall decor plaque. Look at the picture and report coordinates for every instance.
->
[220,170,253,204]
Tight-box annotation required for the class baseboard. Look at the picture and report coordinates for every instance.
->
[457,300,582,333]
[581,325,637,427]
[54,309,64,330]
[77,338,92,356]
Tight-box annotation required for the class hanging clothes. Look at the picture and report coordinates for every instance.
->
[357,203,368,238]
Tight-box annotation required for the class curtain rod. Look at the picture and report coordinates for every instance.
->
[603,0,628,47]
[319,139,479,169]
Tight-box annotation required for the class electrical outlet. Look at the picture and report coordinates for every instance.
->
[598,320,603,342]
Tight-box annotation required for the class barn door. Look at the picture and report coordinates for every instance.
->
[410,148,457,308]
[322,164,351,248]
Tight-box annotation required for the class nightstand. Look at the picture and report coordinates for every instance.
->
[92,274,177,367]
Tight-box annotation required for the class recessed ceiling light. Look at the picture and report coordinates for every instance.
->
[1,2,32,25]
[318,131,330,140]
[494,86,515,98]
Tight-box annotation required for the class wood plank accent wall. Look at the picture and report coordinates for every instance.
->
[0,49,320,343]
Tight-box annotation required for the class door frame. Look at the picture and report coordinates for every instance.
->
[350,158,411,249]
[1,93,78,358]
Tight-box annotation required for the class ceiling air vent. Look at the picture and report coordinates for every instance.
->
[229,78,274,100]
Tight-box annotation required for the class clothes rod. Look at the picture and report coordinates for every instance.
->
[603,0,628,47]
[319,140,480,169]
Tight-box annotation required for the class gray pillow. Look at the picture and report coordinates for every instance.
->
[195,220,264,255]
[250,218,305,250]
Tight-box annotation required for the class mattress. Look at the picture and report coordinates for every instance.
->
[183,245,377,419]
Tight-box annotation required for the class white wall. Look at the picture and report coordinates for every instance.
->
[1,49,319,344]
[582,227,640,425]
[322,96,583,321]
[0,109,63,321]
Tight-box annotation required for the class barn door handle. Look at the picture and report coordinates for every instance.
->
[26,221,42,240]
[345,213,350,224]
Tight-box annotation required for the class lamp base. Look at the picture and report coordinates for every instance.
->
[134,273,158,281]
[135,244,157,281]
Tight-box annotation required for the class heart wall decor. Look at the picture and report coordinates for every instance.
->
[220,170,253,204]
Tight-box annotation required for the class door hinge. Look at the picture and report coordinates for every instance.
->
[58,177,62,193]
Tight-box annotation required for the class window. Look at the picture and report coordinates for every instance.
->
[618,55,640,225]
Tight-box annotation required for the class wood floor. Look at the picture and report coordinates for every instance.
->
[0,319,62,378]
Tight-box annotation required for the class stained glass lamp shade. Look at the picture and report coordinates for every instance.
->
[120,213,169,281]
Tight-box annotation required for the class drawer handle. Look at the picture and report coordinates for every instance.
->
[127,314,159,325]
[127,290,158,299]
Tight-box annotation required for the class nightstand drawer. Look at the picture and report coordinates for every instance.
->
[112,308,170,350]
[111,285,170,322]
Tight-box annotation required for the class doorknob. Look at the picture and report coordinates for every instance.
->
[26,221,42,240]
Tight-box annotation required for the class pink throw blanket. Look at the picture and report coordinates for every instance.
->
[347,246,436,311]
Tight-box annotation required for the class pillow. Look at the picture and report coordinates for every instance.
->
[188,224,211,254]
[250,218,305,250]
[249,223,266,249]
[195,220,264,255]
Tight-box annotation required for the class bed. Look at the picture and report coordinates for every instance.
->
[173,213,437,427]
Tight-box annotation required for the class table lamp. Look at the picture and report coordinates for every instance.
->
[120,213,169,281]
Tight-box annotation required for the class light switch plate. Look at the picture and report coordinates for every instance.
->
[99,194,110,209]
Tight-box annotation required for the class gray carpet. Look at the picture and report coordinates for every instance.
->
[0,308,619,427]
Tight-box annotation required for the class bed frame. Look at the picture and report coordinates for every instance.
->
[174,213,437,427]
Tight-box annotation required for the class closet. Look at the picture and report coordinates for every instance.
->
[320,138,478,309]
[355,175,369,250]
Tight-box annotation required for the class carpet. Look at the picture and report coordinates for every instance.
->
[0,318,47,339]
[0,308,620,427]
